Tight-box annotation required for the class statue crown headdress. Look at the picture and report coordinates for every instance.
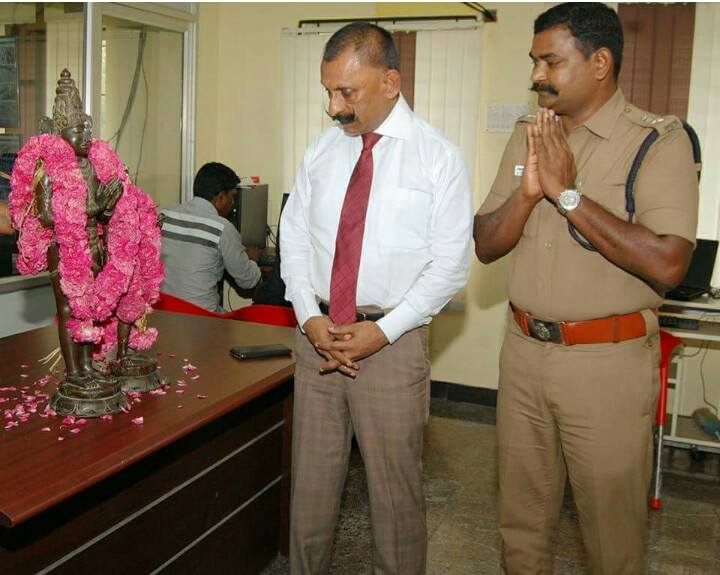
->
[39,69,92,134]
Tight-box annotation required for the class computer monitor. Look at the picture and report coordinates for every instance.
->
[666,238,719,300]
[232,184,268,247]
[682,239,718,290]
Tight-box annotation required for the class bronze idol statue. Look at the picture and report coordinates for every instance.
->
[10,69,166,417]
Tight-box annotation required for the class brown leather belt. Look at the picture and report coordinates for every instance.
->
[511,304,648,345]
[318,301,385,322]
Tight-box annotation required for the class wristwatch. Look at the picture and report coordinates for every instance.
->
[557,188,583,216]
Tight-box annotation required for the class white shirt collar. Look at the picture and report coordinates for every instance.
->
[374,94,414,141]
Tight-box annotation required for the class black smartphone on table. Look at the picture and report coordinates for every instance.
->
[229,344,292,360]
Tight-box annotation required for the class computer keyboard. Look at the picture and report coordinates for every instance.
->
[659,315,700,330]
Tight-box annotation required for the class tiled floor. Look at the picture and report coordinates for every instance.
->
[262,399,720,574]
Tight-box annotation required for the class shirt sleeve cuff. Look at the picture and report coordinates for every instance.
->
[375,301,427,344]
[290,291,322,332]
[638,207,697,244]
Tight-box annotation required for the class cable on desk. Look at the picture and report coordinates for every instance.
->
[680,339,707,359]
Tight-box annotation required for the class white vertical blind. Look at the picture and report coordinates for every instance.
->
[414,28,483,186]
[688,4,720,283]
[281,31,332,195]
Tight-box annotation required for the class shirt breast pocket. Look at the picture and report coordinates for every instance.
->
[379,186,434,251]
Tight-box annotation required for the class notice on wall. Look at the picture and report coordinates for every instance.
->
[486,104,531,133]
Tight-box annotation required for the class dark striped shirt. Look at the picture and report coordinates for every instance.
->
[160,197,260,312]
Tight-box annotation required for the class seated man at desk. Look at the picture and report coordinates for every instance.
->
[160,162,261,312]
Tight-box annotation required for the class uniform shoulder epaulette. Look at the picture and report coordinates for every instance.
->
[516,113,536,125]
[622,103,682,136]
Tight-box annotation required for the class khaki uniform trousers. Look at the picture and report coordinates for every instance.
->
[290,326,431,575]
[497,311,660,575]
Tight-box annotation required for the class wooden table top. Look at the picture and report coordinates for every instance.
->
[0,311,296,528]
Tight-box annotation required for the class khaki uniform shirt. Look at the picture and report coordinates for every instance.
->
[478,90,699,321]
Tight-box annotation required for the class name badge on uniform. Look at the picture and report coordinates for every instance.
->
[514,164,524,177]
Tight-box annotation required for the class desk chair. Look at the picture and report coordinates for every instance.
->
[153,293,297,327]
[232,304,297,328]
[153,292,234,319]
[651,330,684,510]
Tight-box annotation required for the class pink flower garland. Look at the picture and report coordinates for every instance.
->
[9,135,164,355]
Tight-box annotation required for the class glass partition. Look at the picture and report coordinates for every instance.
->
[0,2,85,278]
[100,15,184,208]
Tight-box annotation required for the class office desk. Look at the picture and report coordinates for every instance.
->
[659,296,720,454]
[0,311,295,574]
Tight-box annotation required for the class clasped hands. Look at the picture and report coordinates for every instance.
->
[303,315,389,378]
[521,108,578,205]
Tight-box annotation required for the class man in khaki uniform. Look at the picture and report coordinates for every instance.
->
[474,4,698,574]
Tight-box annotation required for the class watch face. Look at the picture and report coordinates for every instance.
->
[560,190,581,211]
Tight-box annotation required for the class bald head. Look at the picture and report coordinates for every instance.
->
[323,22,400,71]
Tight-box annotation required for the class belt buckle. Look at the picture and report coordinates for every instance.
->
[528,318,563,343]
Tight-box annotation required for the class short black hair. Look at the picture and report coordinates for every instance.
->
[323,22,400,71]
[535,3,623,80]
[193,162,240,202]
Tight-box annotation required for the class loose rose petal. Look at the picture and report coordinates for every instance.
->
[183,357,189,362]
[75,418,88,426]
[70,428,81,434]
[196,394,207,400]
[176,389,185,394]
[182,363,197,372]
[57,436,64,442]
[169,353,176,358]
[41,427,51,432]
[132,417,144,425]
[62,416,76,425]
[177,405,183,409]
[191,375,200,380]
[100,415,113,421]
[20,374,29,378]
[20,364,30,369]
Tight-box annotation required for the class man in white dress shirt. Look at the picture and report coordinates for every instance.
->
[280,22,472,574]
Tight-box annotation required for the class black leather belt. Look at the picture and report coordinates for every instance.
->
[318,301,385,322]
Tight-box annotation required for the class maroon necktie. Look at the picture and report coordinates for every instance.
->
[329,132,382,325]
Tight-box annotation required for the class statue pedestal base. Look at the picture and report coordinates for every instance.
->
[50,374,128,417]
[111,354,167,393]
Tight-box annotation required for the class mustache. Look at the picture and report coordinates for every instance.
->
[530,82,559,96]
[330,113,356,125]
